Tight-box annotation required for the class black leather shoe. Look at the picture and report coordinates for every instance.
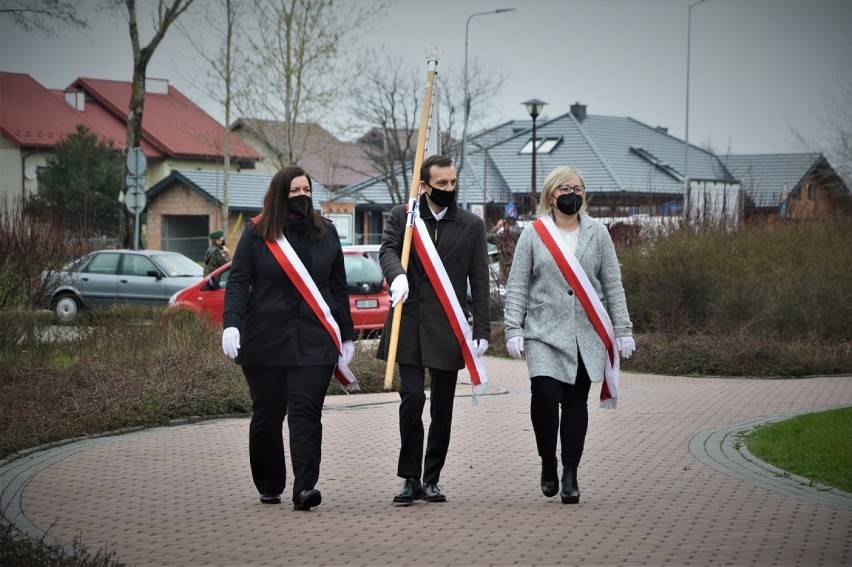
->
[561,468,580,504]
[259,493,281,504]
[392,478,423,505]
[541,456,558,497]
[423,482,446,503]
[293,489,322,511]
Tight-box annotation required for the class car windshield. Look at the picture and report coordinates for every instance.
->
[151,253,204,277]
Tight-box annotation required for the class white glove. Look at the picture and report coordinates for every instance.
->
[616,336,635,359]
[506,336,524,359]
[222,327,241,359]
[340,340,355,366]
[473,339,489,357]
[389,274,409,307]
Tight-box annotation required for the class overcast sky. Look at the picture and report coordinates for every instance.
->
[2,0,850,156]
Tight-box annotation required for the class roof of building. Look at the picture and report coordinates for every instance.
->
[0,72,259,162]
[724,153,825,195]
[70,77,259,161]
[0,72,106,149]
[147,169,337,212]
[343,106,736,207]
[232,118,379,187]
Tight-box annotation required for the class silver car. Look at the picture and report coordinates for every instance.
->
[40,249,204,323]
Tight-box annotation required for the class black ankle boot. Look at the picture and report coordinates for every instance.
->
[540,456,558,497]
[561,468,580,504]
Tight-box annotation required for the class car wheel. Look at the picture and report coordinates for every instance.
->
[53,293,81,324]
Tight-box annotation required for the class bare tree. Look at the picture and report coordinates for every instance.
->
[177,0,243,234]
[350,50,422,205]
[0,0,87,35]
[109,0,196,247]
[350,50,508,205]
[234,0,385,168]
[790,39,852,190]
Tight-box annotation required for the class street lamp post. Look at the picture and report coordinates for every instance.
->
[523,98,547,211]
[685,0,706,188]
[461,8,515,210]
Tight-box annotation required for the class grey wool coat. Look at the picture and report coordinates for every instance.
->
[503,213,633,385]
[376,194,491,371]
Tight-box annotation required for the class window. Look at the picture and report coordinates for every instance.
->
[519,137,562,155]
[807,184,815,201]
[84,253,120,275]
[121,254,158,277]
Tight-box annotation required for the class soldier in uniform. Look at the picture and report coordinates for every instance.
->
[204,230,231,275]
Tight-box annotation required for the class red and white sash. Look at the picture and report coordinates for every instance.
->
[411,214,488,396]
[258,224,359,393]
[532,216,619,409]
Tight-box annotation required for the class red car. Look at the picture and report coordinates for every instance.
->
[168,249,389,333]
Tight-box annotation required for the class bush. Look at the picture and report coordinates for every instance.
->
[0,521,122,567]
[619,218,852,340]
[622,332,851,377]
[0,307,251,459]
[0,201,89,311]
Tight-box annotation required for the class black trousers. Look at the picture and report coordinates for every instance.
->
[242,364,333,499]
[397,364,458,484]
[530,354,592,470]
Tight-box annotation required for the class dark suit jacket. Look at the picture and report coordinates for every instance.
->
[223,218,354,367]
[377,194,490,371]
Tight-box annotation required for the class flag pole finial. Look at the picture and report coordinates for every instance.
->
[425,45,442,67]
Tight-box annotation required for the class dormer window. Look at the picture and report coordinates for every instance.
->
[519,136,561,155]
[64,90,85,111]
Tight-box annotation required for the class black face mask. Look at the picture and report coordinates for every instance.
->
[426,184,456,208]
[288,195,312,219]
[555,193,583,216]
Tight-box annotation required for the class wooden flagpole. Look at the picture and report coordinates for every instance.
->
[383,48,440,390]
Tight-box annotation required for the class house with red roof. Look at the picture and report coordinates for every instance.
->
[0,72,260,206]
[230,118,380,189]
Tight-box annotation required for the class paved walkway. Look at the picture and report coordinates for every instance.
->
[2,356,851,566]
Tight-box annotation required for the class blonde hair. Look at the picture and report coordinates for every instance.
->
[537,166,587,217]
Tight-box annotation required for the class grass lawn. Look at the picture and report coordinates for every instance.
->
[746,405,852,493]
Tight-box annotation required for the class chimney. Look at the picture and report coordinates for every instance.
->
[570,102,587,120]
[145,78,169,94]
[64,90,85,111]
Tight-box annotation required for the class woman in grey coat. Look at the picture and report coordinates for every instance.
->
[503,166,635,504]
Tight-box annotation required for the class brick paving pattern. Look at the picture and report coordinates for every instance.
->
[2,356,851,566]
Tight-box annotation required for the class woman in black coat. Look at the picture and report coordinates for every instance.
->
[222,166,355,511]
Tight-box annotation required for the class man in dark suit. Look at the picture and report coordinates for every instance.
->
[377,154,491,505]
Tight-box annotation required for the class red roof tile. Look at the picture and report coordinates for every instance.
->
[0,72,108,149]
[71,77,259,161]
[46,89,160,155]
[0,72,259,163]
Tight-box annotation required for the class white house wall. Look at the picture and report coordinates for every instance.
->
[0,139,51,205]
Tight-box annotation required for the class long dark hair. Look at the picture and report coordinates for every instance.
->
[255,166,326,241]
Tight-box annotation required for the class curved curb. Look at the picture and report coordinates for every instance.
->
[0,428,169,553]
[689,404,852,511]
[0,384,511,552]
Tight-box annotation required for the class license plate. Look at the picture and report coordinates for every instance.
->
[355,299,379,309]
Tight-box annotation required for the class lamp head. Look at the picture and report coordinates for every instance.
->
[522,98,548,119]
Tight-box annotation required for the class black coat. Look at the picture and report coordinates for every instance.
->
[376,195,490,371]
[223,218,354,366]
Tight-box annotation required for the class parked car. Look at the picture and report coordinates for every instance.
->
[344,242,503,323]
[345,242,497,264]
[343,243,380,263]
[168,249,390,333]
[38,249,205,323]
